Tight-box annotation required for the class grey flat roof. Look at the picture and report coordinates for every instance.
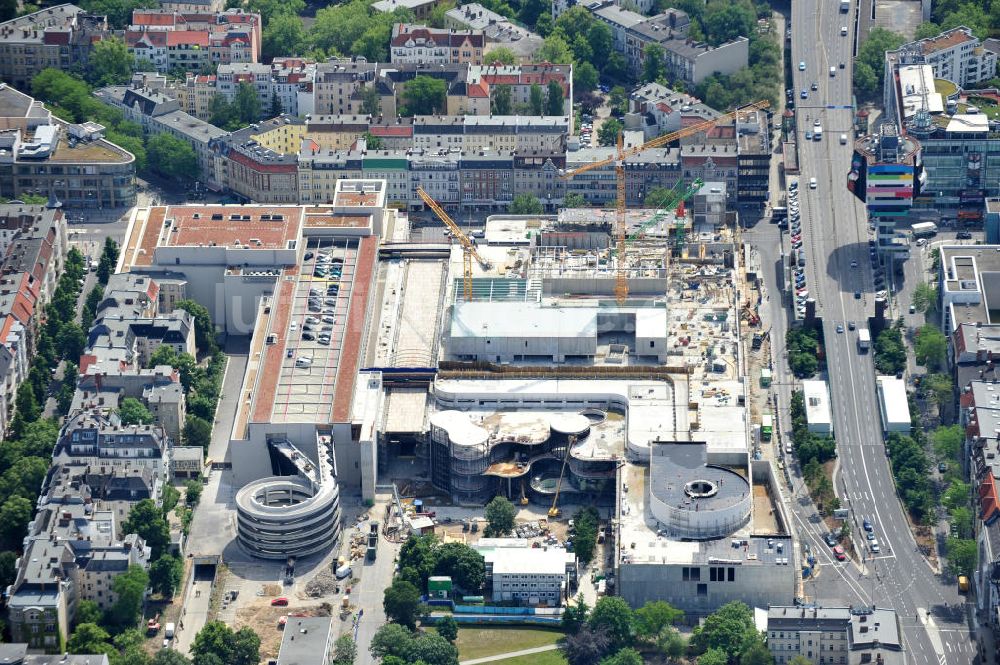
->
[649,442,749,515]
[276,617,332,665]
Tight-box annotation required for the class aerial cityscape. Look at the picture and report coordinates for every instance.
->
[0,0,994,663]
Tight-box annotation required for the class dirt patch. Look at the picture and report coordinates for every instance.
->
[303,568,341,599]
[262,584,282,597]
[236,606,288,663]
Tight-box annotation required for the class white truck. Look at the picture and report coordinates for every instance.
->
[857,328,871,352]
[911,221,938,238]
[840,0,849,11]
[165,623,175,639]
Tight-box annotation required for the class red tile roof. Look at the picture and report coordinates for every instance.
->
[368,126,413,137]
[981,473,1000,524]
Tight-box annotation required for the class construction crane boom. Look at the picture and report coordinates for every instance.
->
[561,101,769,304]
[548,435,576,518]
[417,186,491,301]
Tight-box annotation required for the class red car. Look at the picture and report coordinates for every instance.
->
[833,546,846,561]
[271,597,289,606]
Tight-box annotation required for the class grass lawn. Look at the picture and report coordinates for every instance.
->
[489,650,568,665]
[448,627,565,660]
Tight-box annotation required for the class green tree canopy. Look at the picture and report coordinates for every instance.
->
[435,614,458,642]
[149,554,184,598]
[88,37,135,87]
[403,76,447,115]
[334,635,358,665]
[174,299,218,355]
[432,542,485,591]
[68,623,113,655]
[119,397,154,425]
[690,602,763,659]
[915,325,947,369]
[588,597,634,650]
[147,134,199,181]
[123,498,170,559]
[263,13,307,61]
[384,579,422,628]
[598,119,623,147]
[546,80,565,116]
[487,46,519,65]
[855,28,906,99]
[484,495,517,535]
[191,621,260,665]
[109,564,149,627]
[183,416,213,449]
[946,537,976,576]
[491,84,513,115]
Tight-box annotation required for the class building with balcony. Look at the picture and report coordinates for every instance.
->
[0,5,109,89]
[391,23,486,64]
[886,26,997,90]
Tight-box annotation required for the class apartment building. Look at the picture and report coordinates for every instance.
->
[126,8,262,72]
[7,462,155,651]
[443,4,544,61]
[175,58,315,120]
[271,58,316,117]
[93,85,226,190]
[625,82,720,140]
[175,73,218,120]
[312,60,389,117]
[766,606,904,665]
[391,23,486,64]
[0,5,109,89]
[219,119,300,203]
[0,85,136,209]
[886,26,997,89]
[217,62,273,112]
[586,1,748,84]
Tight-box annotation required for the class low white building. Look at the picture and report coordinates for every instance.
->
[801,380,833,435]
[474,540,576,605]
[876,376,910,434]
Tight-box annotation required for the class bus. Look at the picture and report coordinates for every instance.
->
[911,222,938,238]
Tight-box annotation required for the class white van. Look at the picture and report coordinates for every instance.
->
[840,133,848,144]
[829,66,836,77]
[295,356,313,369]
[809,177,817,189]
[841,26,848,35]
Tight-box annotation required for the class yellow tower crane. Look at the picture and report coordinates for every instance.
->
[562,101,770,304]
[417,186,492,301]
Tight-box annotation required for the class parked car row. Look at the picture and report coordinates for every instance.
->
[788,182,807,317]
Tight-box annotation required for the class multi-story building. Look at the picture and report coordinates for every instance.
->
[391,23,486,64]
[472,540,576,604]
[886,26,997,90]
[312,60,387,117]
[218,117,300,203]
[93,85,227,190]
[443,4,544,61]
[624,82,720,140]
[736,106,771,207]
[0,85,136,209]
[847,122,921,258]
[271,58,316,118]
[217,62,273,113]
[126,8,261,73]
[766,606,904,665]
[7,462,154,651]
[175,73,218,120]
[0,5,109,89]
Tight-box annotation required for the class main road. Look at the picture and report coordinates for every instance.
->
[776,1,977,663]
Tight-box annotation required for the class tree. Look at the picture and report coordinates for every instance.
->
[0,496,34,547]
[924,373,953,410]
[409,633,459,665]
[185,479,203,506]
[152,651,192,665]
[565,193,588,207]
[702,2,755,45]
[508,193,544,216]
[68,623,112,655]
[147,134,199,181]
[600,648,642,665]
[233,82,262,126]
[0,550,17,590]
[76,599,103,625]
[740,642,774,665]
[642,44,667,83]
[634,600,682,641]
[484,495,517,535]
[370,624,414,660]
[562,595,590,633]
[546,80,565,116]
[109,564,149,627]
[82,284,105,330]
[598,119,624,147]
[118,397,154,426]
[690,602,762,659]
[529,83,545,115]
[536,34,574,65]
[175,299,218,354]
[360,86,382,116]
[436,614,458,642]
[383,579,422,628]
[432,542,485,591]
[912,282,939,314]
[487,46,519,65]
[0,0,15,22]
[191,621,260,665]
[932,425,963,461]
[332,635,357,665]
[97,237,119,286]
[698,648,730,665]
[209,93,235,130]
[403,76,447,115]
[589,597,634,650]
[492,84,513,115]
[123,498,171,559]
[874,325,907,375]
[149,555,184,598]
[574,62,599,93]
[854,28,905,100]
[263,13,307,62]
[946,537,976,576]
[561,626,610,665]
[183,416,213,449]
[915,325,947,370]
[89,37,134,87]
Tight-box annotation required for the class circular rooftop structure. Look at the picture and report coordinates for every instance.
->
[236,476,341,560]
[649,443,750,540]
[549,412,592,436]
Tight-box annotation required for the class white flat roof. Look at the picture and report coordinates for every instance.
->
[480,545,573,575]
[451,302,598,339]
[428,410,489,447]
[947,113,990,133]
[898,65,943,118]
[876,376,910,427]
[802,379,833,427]
[484,217,531,245]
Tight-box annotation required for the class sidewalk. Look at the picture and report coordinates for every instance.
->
[461,644,561,665]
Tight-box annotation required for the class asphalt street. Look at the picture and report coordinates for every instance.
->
[772,1,979,663]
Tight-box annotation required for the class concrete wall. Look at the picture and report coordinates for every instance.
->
[541,277,667,297]
[690,37,749,84]
[618,548,794,614]
[449,333,597,362]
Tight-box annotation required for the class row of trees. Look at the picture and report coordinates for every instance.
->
[932,424,976,576]
[789,390,837,469]
[785,326,820,378]
[31,69,199,182]
[68,618,260,665]
[886,432,934,522]
[874,321,906,376]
